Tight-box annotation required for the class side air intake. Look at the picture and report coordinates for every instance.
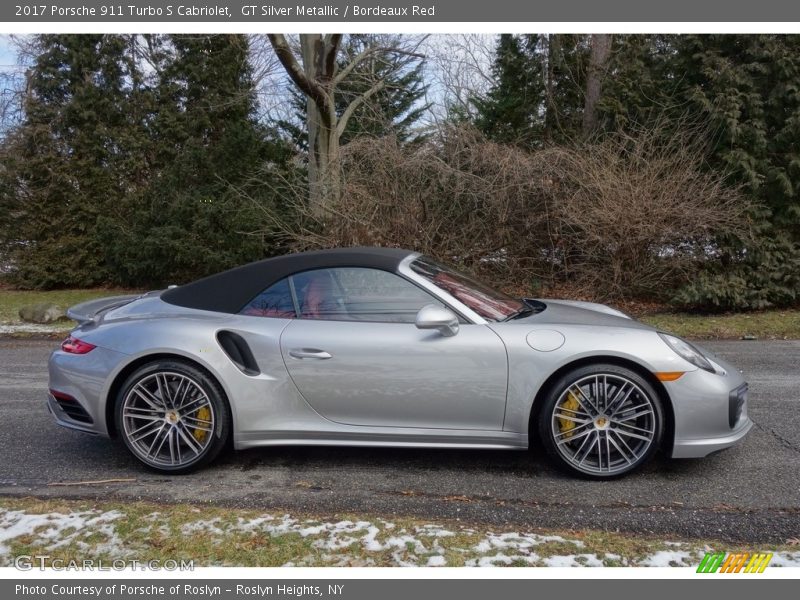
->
[216,331,260,376]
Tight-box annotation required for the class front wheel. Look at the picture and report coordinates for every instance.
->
[115,360,230,474]
[538,364,664,479]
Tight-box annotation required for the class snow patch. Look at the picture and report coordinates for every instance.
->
[475,532,584,554]
[0,323,68,334]
[415,525,455,538]
[769,552,800,567]
[0,508,125,560]
[6,504,800,569]
[638,551,695,567]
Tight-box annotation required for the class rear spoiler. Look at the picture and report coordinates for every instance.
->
[66,294,144,324]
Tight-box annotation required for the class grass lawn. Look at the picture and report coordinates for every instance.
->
[641,310,800,340]
[0,288,140,332]
[1,496,797,568]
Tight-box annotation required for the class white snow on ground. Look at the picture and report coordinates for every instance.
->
[637,551,697,567]
[541,554,607,567]
[0,323,68,334]
[414,524,455,537]
[467,553,541,567]
[3,506,800,567]
[426,555,447,567]
[474,532,584,554]
[769,552,800,567]
[180,517,227,536]
[0,508,126,558]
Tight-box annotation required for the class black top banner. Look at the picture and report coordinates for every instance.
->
[5,0,800,22]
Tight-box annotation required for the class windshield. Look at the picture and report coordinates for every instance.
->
[410,256,525,322]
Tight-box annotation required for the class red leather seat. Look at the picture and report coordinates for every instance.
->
[300,272,337,319]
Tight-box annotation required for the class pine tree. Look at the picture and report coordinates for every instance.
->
[541,35,591,142]
[1,34,294,288]
[593,35,677,131]
[668,35,800,308]
[576,34,800,308]
[473,34,546,147]
[336,34,430,145]
[0,34,135,287]
[103,34,293,286]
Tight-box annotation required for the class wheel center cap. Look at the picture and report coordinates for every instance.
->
[165,410,180,424]
[594,416,609,429]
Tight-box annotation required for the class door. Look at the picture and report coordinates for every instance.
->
[279,267,508,430]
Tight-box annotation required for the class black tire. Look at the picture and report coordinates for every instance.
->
[115,359,231,474]
[537,363,664,479]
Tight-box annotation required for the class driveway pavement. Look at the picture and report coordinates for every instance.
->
[1,339,798,543]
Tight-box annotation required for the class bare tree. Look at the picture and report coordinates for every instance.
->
[548,121,750,297]
[582,34,613,137]
[282,122,749,301]
[267,33,425,218]
[0,35,36,140]
[421,34,496,123]
[246,34,288,122]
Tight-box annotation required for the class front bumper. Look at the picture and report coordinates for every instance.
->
[671,418,753,458]
[665,358,752,458]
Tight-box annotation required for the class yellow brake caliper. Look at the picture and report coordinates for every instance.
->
[558,391,580,439]
[192,406,212,443]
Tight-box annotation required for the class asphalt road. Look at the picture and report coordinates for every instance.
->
[1,338,799,543]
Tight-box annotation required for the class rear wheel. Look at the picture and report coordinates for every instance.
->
[538,364,664,479]
[115,360,230,474]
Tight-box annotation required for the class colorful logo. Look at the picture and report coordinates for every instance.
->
[697,551,773,573]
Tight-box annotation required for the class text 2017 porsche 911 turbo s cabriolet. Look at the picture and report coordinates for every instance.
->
[47,247,752,478]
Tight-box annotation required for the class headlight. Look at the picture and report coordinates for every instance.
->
[658,333,715,373]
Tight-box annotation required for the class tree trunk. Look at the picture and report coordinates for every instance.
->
[269,33,342,220]
[306,100,340,220]
[299,35,340,220]
[300,35,340,219]
[544,35,557,141]
[582,34,612,137]
[268,33,410,220]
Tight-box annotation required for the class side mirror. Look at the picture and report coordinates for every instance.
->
[415,304,460,337]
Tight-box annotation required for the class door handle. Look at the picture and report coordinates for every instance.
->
[288,348,332,360]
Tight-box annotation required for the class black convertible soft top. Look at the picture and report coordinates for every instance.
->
[161,247,415,314]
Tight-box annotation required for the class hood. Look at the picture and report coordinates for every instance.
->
[512,299,655,331]
[539,299,630,319]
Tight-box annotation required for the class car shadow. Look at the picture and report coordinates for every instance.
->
[38,426,713,485]
[213,443,706,481]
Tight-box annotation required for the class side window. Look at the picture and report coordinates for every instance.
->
[239,278,296,318]
[292,267,441,323]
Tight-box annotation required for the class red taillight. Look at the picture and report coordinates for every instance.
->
[61,336,96,354]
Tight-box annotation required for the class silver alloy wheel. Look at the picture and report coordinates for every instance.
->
[121,371,216,468]
[550,373,657,476]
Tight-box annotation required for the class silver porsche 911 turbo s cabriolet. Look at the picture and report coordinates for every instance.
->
[47,247,752,478]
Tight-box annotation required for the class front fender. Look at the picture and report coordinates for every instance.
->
[488,323,694,433]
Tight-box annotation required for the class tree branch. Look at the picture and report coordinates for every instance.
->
[337,79,387,137]
[267,33,332,122]
[334,46,426,85]
[323,34,343,78]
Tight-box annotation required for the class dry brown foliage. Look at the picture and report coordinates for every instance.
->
[542,125,750,298]
[287,123,751,300]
